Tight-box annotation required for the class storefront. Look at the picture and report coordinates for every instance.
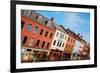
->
[21,47,49,62]
[48,49,63,61]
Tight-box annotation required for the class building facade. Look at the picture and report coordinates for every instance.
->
[60,26,76,59]
[49,18,68,51]
[21,10,55,50]
[21,10,56,62]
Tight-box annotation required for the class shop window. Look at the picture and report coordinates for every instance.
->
[27,49,32,51]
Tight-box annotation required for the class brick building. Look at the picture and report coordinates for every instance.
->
[21,10,55,62]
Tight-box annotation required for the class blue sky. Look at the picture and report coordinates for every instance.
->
[36,10,90,43]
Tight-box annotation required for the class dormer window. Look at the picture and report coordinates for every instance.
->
[24,10,31,17]
[45,20,48,25]
[37,15,42,22]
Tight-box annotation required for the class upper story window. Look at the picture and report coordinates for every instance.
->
[27,24,32,32]
[59,43,62,47]
[65,36,67,40]
[62,43,64,47]
[42,41,45,48]
[60,33,64,39]
[50,33,53,38]
[21,21,25,29]
[33,26,38,33]
[22,36,27,45]
[66,44,68,48]
[29,13,35,20]
[24,10,31,17]
[36,40,40,48]
[46,42,50,49]
[40,29,44,35]
[68,38,70,41]
[57,41,60,47]
[45,31,48,37]
[29,38,34,47]
[45,20,48,25]
[37,15,43,22]
[53,40,56,45]
[56,32,59,37]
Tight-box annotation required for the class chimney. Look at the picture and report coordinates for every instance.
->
[80,35,83,38]
[50,17,55,23]
[78,33,80,37]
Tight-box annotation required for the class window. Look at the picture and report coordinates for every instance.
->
[45,20,48,25]
[53,40,56,45]
[33,26,38,33]
[42,41,45,48]
[68,38,70,41]
[62,43,64,47]
[27,24,32,32]
[29,38,34,46]
[37,15,42,22]
[59,43,62,47]
[24,10,31,17]
[21,21,25,29]
[56,32,59,37]
[71,46,73,49]
[57,42,60,47]
[36,40,40,48]
[65,36,67,40]
[50,33,53,38]
[21,48,25,54]
[71,39,73,42]
[21,48,25,59]
[40,29,44,35]
[46,42,50,49]
[27,49,32,51]
[22,36,27,44]
[45,31,48,37]
[66,45,68,48]
[60,33,64,39]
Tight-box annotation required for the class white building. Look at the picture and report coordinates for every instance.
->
[49,18,68,51]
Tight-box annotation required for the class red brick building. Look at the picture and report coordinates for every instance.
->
[21,10,55,50]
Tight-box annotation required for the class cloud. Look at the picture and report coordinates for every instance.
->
[63,12,87,26]
[62,12,90,43]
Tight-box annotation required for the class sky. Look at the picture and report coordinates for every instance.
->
[36,10,90,43]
